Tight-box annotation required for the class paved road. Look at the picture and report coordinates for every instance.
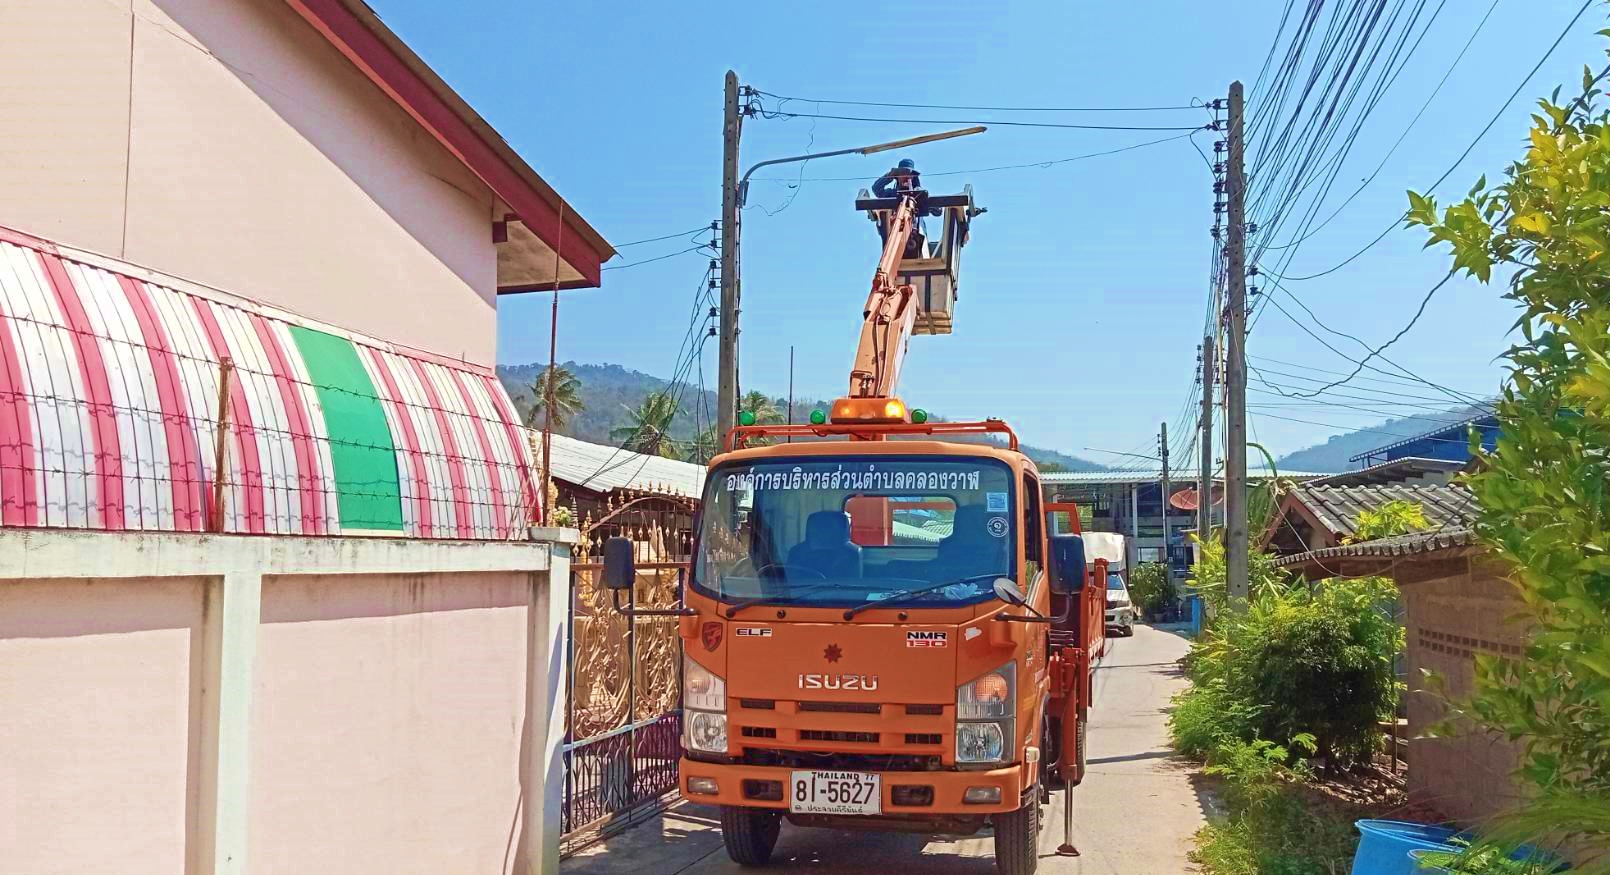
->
[565,625,1206,875]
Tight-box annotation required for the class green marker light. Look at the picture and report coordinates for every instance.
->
[809,409,827,425]
[738,410,757,427]
[911,408,929,424]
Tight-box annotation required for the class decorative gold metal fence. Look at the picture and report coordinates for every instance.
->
[562,492,693,851]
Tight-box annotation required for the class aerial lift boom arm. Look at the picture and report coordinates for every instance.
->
[849,194,921,399]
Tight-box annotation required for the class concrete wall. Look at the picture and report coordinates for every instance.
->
[0,0,500,365]
[1401,556,1528,824]
[0,529,573,875]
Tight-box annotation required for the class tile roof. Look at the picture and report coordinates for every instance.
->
[1273,527,1478,568]
[1285,482,1476,541]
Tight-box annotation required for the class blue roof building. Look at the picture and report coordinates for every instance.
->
[1350,413,1500,467]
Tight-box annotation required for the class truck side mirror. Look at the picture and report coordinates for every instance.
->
[601,536,636,591]
[1048,535,1087,597]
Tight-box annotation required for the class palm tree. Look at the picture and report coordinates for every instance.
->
[740,391,785,425]
[526,364,585,431]
[684,425,720,465]
[611,391,680,458]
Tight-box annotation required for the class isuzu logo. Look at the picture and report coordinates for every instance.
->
[798,674,880,691]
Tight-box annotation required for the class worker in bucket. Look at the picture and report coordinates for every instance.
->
[872,158,937,258]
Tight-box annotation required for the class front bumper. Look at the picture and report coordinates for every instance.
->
[679,757,1028,815]
[1105,606,1133,625]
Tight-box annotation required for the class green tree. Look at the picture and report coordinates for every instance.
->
[1408,53,1610,865]
[526,364,585,430]
[685,425,720,465]
[740,391,784,424]
[610,391,680,458]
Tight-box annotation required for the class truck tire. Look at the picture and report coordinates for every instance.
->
[720,805,781,867]
[993,795,1040,875]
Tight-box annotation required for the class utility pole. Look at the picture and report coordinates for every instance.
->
[1159,421,1170,577]
[1225,80,1249,603]
[717,70,743,441]
[1198,335,1215,547]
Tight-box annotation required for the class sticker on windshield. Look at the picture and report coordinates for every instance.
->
[986,491,1008,513]
[987,516,1009,538]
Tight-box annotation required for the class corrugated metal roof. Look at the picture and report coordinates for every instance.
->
[0,226,534,539]
[1348,413,1498,462]
[1273,527,1478,568]
[1285,482,1476,541]
[542,432,705,498]
[1308,457,1464,487]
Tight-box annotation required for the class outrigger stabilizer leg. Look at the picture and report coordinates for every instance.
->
[1056,786,1079,856]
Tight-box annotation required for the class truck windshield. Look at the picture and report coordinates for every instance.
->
[692,456,1016,609]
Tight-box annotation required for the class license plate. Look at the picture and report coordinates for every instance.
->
[789,770,881,815]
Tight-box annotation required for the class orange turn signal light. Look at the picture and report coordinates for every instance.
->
[830,396,909,424]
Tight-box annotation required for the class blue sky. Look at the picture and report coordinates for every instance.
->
[370,0,1603,462]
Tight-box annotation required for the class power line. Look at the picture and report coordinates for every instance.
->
[752,131,1196,183]
[752,89,1201,113]
[1272,0,1595,282]
[611,224,715,249]
[1249,408,1483,443]
[1278,271,1455,398]
[759,109,1212,133]
[601,244,715,272]
[1258,0,1499,254]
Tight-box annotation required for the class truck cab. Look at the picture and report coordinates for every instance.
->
[603,427,1106,874]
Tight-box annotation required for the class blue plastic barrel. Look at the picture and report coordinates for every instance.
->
[1351,821,1459,875]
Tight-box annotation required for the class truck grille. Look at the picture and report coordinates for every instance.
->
[799,729,879,744]
[798,701,881,714]
[742,749,944,772]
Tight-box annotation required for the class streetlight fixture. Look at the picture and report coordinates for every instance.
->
[717,124,986,439]
[736,126,986,208]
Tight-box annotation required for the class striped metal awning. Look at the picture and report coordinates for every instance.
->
[0,225,535,539]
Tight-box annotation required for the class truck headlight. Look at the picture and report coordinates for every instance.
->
[956,662,1015,763]
[684,656,728,754]
[957,721,1006,762]
[687,710,728,754]
[684,655,726,712]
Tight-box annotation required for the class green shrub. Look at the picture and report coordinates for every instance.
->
[1173,541,1402,769]
[1128,561,1177,618]
[1348,499,1431,543]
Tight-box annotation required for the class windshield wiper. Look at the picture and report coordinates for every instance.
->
[724,581,845,618]
[842,573,1003,620]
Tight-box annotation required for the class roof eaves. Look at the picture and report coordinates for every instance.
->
[284,0,615,287]
[1273,526,1479,568]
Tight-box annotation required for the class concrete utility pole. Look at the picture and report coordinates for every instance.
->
[717,70,743,441]
[1225,81,1249,602]
[1159,421,1170,574]
[1198,335,1215,546]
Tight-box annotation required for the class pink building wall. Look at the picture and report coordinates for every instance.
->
[0,530,573,875]
[0,0,501,365]
[250,573,532,875]
[0,577,202,875]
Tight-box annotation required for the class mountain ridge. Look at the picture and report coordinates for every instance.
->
[496,361,1109,472]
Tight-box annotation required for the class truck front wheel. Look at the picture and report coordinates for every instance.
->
[993,795,1040,875]
[720,805,782,867]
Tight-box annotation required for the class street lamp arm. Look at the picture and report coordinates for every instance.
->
[737,126,985,207]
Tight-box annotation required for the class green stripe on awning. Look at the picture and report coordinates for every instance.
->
[290,327,404,531]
